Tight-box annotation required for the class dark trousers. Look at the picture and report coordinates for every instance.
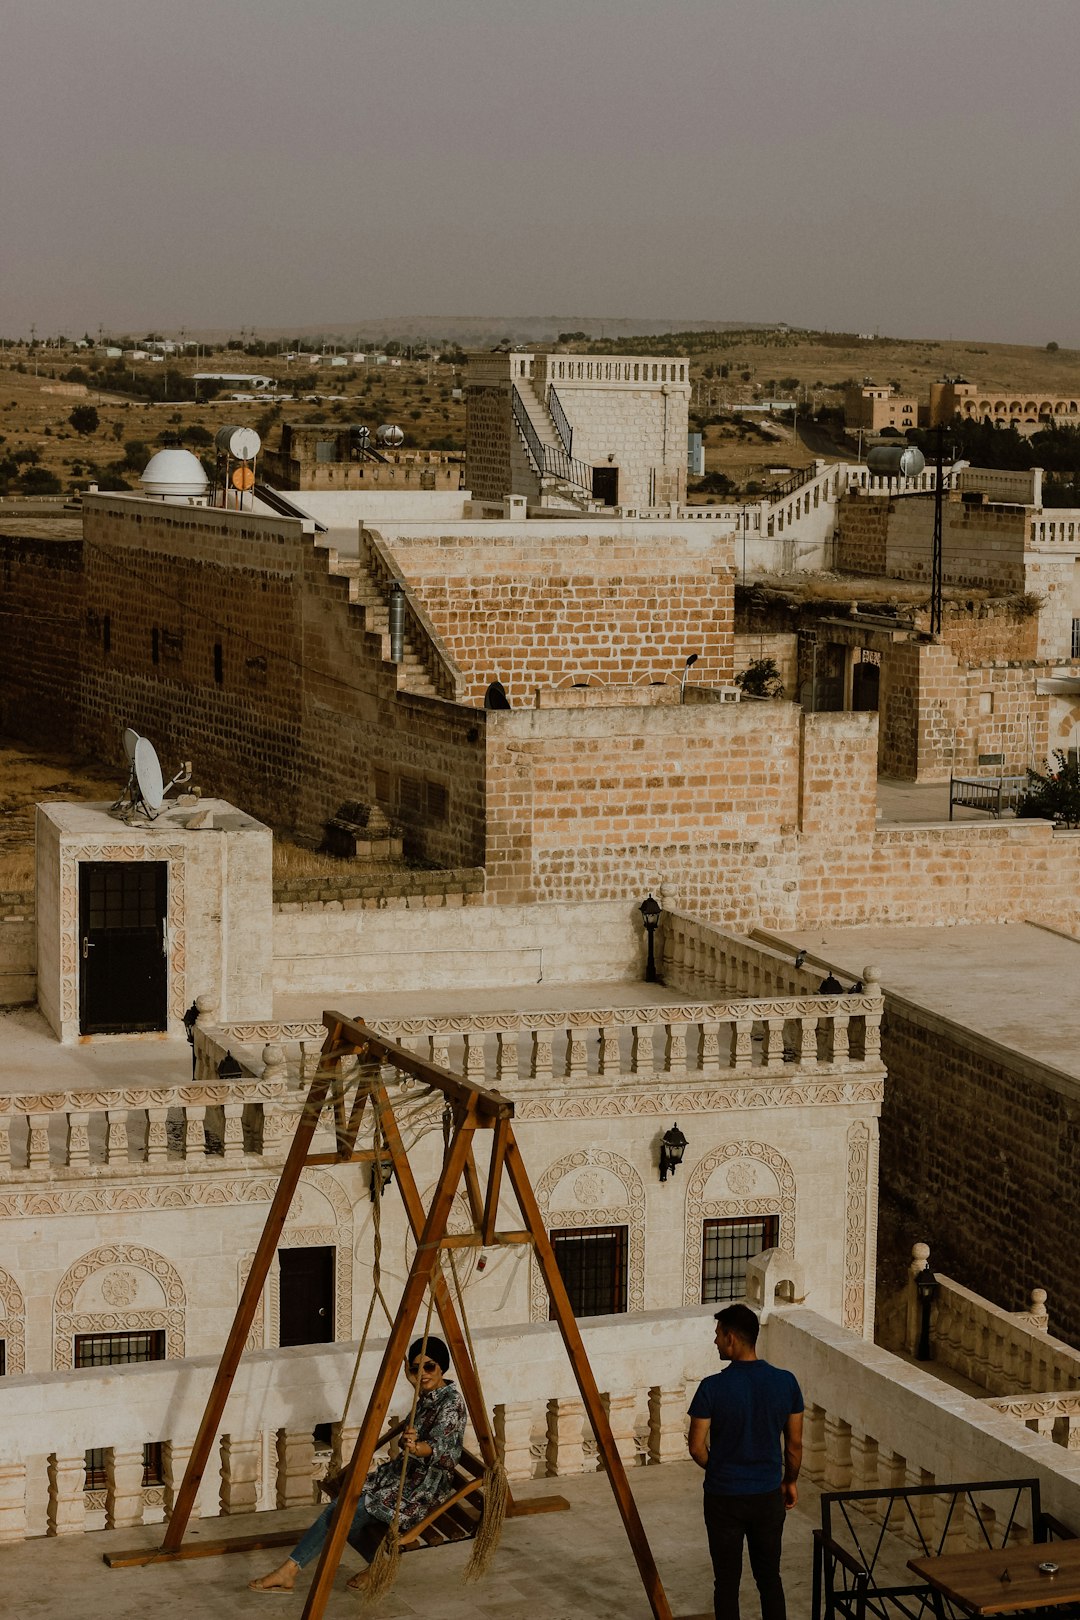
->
[703,1489,787,1620]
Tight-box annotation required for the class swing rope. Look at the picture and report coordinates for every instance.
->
[447,1244,508,1583]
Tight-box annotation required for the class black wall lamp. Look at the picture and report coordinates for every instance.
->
[217,1050,242,1080]
[639,892,661,983]
[182,999,199,1080]
[915,1262,938,1361]
[659,1122,688,1183]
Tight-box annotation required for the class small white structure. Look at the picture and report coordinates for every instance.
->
[139,448,209,501]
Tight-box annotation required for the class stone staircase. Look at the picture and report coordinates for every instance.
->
[327,556,439,697]
[511,378,594,508]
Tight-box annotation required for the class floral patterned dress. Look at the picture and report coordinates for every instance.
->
[361,1382,467,1531]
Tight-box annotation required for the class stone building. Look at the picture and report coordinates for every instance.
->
[260,422,462,492]
[843,382,918,434]
[465,350,691,508]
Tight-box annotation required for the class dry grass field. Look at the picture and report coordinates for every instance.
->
[2,327,1079,499]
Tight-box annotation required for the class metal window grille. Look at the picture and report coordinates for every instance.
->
[701,1216,779,1304]
[0,1339,5,1376]
[85,863,161,934]
[549,1225,627,1319]
[75,1331,165,1489]
[1072,618,1080,659]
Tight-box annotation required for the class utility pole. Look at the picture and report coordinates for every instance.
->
[930,421,944,637]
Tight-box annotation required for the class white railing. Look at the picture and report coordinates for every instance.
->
[0,1305,717,1540]
[1028,512,1080,549]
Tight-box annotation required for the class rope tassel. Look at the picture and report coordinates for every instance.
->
[463,1460,508,1584]
[357,1522,402,1602]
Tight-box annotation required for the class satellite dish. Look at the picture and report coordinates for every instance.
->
[122,727,141,762]
[134,738,165,812]
[351,424,371,448]
[376,423,404,447]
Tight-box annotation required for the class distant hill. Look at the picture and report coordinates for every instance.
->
[184,316,775,347]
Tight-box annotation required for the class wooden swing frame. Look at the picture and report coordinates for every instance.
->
[104,1011,675,1620]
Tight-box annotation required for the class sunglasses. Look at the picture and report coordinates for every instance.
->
[408,1358,439,1375]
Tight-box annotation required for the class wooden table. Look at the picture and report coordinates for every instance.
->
[909,1538,1080,1615]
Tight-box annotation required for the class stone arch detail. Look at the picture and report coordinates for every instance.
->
[54,1243,186,1369]
[683,1141,796,1306]
[530,1148,646,1322]
[0,1264,27,1373]
[1053,703,1080,743]
[240,1168,354,1349]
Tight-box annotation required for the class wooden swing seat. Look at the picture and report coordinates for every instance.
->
[355,1446,487,1557]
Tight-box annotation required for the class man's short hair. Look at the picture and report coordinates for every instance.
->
[714,1302,760,1346]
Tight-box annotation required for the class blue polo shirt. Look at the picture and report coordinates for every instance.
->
[688,1359,803,1495]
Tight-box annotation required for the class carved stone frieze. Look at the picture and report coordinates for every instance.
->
[513,1079,883,1120]
[843,1120,872,1335]
[530,1150,645,1322]
[367,997,878,1039]
[0,1264,27,1373]
[683,1142,797,1306]
[53,1242,186,1369]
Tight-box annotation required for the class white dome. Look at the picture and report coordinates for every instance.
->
[140,448,209,499]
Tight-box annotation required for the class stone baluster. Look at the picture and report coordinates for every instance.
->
[822,1415,853,1491]
[146,1107,169,1166]
[906,1466,936,1546]
[26,1113,51,1172]
[850,1431,878,1497]
[495,1403,536,1482]
[630,1024,656,1078]
[667,926,685,992]
[606,1392,640,1468]
[0,1461,27,1543]
[462,1031,488,1084]
[696,1020,720,1074]
[564,1026,590,1080]
[105,1448,146,1529]
[731,1017,754,1071]
[763,1016,788,1070]
[47,1453,86,1536]
[332,1423,361,1478]
[163,1440,214,1520]
[530,1030,553,1082]
[799,1015,820,1066]
[830,1013,850,1066]
[430,1032,451,1072]
[260,1095,289,1162]
[223,1101,245,1163]
[596,1025,620,1075]
[647,1384,686,1466]
[183,1104,206,1160]
[802,1404,826,1481]
[66,1110,91,1170]
[220,1434,260,1515]
[1029,1287,1050,1333]
[0,1113,10,1180]
[545,1398,586,1476]
[663,1022,687,1076]
[106,1108,128,1166]
[275,1430,315,1509]
[495,1032,519,1084]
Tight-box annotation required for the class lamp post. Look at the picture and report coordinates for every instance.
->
[639,893,661,983]
[915,1262,938,1361]
[659,1122,688,1183]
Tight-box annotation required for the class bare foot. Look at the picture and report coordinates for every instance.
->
[346,1569,371,1593]
[249,1558,299,1592]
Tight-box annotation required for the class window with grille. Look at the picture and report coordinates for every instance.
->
[75,1331,165,1489]
[398,775,423,815]
[0,1339,5,1376]
[550,1225,627,1319]
[1072,618,1080,659]
[702,1217,779,1304]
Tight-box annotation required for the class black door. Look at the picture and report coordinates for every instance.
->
[591,466,619,505]
[279,1246,335,1346]
[79,862,168,1034]
[852,661,880,711]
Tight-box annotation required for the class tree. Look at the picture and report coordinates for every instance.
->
[1017,751,1080,827]
[735,657,785,699]
[69,404,100,435]
[1047,341,1060,352]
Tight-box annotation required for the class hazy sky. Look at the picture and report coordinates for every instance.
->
[4,0,1079,345]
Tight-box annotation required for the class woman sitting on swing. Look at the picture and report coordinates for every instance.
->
[249,1336,467,1594]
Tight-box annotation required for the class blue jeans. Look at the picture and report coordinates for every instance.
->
[290,1499,385,1570]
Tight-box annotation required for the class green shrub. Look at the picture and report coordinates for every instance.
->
[1018,751,1080,827]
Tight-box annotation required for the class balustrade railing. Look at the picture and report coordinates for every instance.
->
[511,385,591,491]
[547,385,574,457]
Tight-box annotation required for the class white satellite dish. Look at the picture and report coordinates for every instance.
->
[122,727,141,762]
[134,738,165,812]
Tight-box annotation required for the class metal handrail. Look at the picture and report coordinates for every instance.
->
[511,385,592,491]
[547,385,574,456]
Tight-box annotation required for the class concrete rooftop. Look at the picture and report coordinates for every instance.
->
[769,920,1080,1088]
[3,1464,901,1620]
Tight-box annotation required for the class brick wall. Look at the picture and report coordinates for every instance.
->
[888,495,1028,590]
[78,498,488,860]
[382,526,736,704]
[879,1002,1080,1347]
[734,633,799,697]
[0,536,83,746]
[465,385,515,502]
[835,494,890,574]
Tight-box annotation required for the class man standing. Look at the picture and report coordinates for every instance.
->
[687,1303,804,1620]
